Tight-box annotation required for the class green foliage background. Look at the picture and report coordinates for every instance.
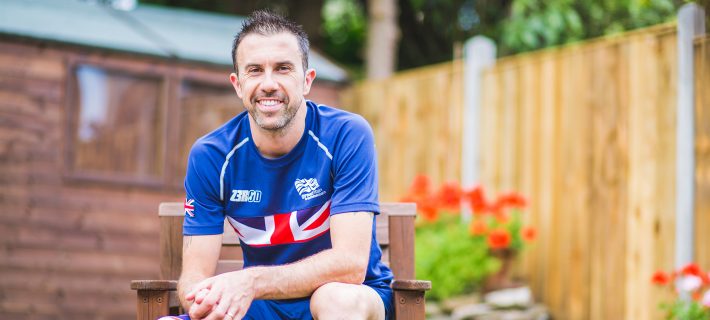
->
[321,0,687,72]
[661,300,710,319]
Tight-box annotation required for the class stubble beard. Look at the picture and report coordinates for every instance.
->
[249,94,302,135]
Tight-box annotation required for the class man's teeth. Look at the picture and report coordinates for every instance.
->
[259,100,280,106]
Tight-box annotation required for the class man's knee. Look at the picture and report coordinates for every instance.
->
[310,282,371,319]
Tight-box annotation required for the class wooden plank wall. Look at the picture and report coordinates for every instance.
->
[340,61,464,201]
[0,42,181,319]
[479,24,693,320]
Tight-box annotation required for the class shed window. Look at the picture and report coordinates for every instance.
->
[70,65,164,182]
[176,81,242,177]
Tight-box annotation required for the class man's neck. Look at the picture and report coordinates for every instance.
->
[249,102,307,159]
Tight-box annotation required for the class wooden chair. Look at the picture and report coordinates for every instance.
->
[131,202,431,319]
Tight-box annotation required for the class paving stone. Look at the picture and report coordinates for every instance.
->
[484,286,533,308]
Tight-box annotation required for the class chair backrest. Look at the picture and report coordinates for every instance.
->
[157,202,416,281]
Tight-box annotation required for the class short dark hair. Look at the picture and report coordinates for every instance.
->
[231,10,310,73]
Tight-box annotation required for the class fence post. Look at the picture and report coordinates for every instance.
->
[461,36,496,221]
[675,3,705,274]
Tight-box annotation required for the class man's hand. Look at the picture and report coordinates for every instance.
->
[186,269,257,320]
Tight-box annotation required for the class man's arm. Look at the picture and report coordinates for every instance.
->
[177,234,222,311]
[253,211,373,298]
[188,211,374,319]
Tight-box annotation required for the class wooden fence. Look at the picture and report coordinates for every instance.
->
[341,61,464,201]
[342,23,710,319]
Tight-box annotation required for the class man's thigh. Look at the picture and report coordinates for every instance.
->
[310,282,388,320]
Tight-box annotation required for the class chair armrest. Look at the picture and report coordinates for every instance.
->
[131,280,179,320]
[131,280,178,291]
[392,279,431,291]
[391,280,431,320]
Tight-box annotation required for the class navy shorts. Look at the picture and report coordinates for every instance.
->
[159,283,393,320]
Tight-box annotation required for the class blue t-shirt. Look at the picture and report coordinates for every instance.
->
[183,101,393,288]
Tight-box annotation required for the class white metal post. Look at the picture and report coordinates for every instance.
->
[675,3,705,273]
[461,36,496,221]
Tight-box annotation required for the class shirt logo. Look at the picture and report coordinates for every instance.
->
[184,198,195,217]
[230,189,262,203]
[294,178,326,200]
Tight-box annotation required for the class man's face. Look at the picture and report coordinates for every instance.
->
[230,32,315,132]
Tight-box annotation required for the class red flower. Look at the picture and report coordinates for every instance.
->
[436,181,463,211]
[700,271,710,285]
[652,271,670,285]
[464,185,488,214]
[498,192,527,208]
[409,174,432,197]
[521,226,536,242]
[492,192,527,214]
[469,219,487,236]
[682,263,703,277]
[487,229,512,249]
[417,195,439,222]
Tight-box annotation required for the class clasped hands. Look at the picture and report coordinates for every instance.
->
[186,270,256,320]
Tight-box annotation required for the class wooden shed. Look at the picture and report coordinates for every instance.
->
[0,0,349,318]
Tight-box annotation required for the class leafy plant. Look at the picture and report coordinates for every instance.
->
[415,213,500,300]
[402,175,536,300]
[652,263,710,319]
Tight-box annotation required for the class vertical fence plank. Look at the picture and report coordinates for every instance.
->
[537,55,560,315]
[560,47,592,320]
[589,40,629,320]
[517,56,541,299]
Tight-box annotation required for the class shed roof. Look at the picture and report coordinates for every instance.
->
[0,0,349,82]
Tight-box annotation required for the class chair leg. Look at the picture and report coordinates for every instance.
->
[393,289,426,320]
[136,289,171,320]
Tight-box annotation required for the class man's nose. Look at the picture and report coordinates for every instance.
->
[260,71,279,92]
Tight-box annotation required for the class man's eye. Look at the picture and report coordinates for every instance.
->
[247,68,262,74]
[277,65,292,72]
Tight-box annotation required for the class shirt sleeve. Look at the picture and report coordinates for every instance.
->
[329,115,380,215]
[183,141,226,235]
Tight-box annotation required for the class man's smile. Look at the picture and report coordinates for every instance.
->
[254,97,286,113]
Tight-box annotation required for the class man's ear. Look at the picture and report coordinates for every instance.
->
[302,68,316,96]
[229,73,243,100]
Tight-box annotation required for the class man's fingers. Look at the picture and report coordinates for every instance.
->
[194,288,211,304]
[199,284,223,313]
[189,286,221,320]
[187,278,214,301]
[188,301,213,320]
[228,304,242,320]
[204,293,235,320]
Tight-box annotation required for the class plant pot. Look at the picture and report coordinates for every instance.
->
[483,248,524,292]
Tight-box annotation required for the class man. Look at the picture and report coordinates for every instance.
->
[172,10,393,320]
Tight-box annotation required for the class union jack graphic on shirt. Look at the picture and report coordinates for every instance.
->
[184,198,195,217]
[226,201,331,247]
